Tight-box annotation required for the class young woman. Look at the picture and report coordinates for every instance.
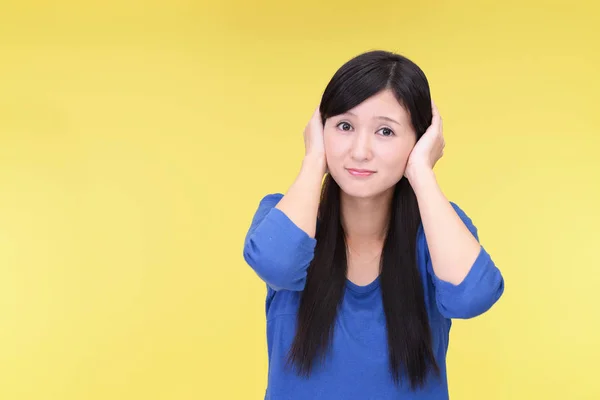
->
[243,50,504,399]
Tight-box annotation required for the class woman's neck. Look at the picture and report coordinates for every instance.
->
[341,189,393,249]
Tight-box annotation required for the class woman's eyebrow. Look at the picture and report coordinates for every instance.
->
[341,112,402,126]
[375,116,401,126]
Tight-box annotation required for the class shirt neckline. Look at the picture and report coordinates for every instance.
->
[345,276,381,294]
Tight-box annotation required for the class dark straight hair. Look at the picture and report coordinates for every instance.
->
[286,50,439,390]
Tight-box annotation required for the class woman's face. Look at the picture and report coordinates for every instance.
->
[323,89,417,199]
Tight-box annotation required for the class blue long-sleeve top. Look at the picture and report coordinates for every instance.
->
[243,193,504,399]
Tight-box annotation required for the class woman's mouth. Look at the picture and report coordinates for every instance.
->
[346,168,376,177]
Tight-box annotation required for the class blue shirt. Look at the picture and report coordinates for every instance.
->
[243,193,504,399]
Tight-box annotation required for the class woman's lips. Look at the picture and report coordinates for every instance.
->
[346,168,376,177]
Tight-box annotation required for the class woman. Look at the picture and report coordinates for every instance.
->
[243,50,504,399]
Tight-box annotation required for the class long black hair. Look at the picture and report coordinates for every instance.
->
[286,50,438,389]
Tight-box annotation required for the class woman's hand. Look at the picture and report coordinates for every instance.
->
[405,101,445,183]
[303,107,327,175]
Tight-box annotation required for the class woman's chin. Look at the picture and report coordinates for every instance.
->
[334,178,385,200]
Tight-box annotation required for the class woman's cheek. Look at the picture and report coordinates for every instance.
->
[323,132,341,163]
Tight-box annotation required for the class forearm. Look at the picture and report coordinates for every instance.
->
[275,154,325,238]
[409,168,481,285]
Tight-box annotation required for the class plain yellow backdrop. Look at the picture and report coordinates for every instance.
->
[1,0,599,399]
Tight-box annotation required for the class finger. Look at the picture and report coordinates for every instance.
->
[430,101,442,127]
[431,100,439,117]
[312,107,325,130]
[312,106,322,122]
[306,107,321,132]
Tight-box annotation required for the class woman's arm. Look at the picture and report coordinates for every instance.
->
[410,169,480,285]
[409,169,504,318]
[275,153,326,238]
[405,102,503,318]
[243,108,326,291]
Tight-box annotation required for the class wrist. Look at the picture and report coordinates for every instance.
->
[303,153,327,175]
[405,165,436,189]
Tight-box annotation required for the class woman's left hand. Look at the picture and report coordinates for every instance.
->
[404,101,445,182]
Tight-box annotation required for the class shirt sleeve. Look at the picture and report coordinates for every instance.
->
[243,193,317,291]
[425,202,505,319]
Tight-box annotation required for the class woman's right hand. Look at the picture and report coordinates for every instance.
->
[303,107,327,175]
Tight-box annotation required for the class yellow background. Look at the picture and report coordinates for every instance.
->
[1,0,598,399]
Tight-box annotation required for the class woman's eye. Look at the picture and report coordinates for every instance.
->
[378,127,394,137]
[337,122,352,131]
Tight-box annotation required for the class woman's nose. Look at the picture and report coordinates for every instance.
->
[350,131,373,161]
